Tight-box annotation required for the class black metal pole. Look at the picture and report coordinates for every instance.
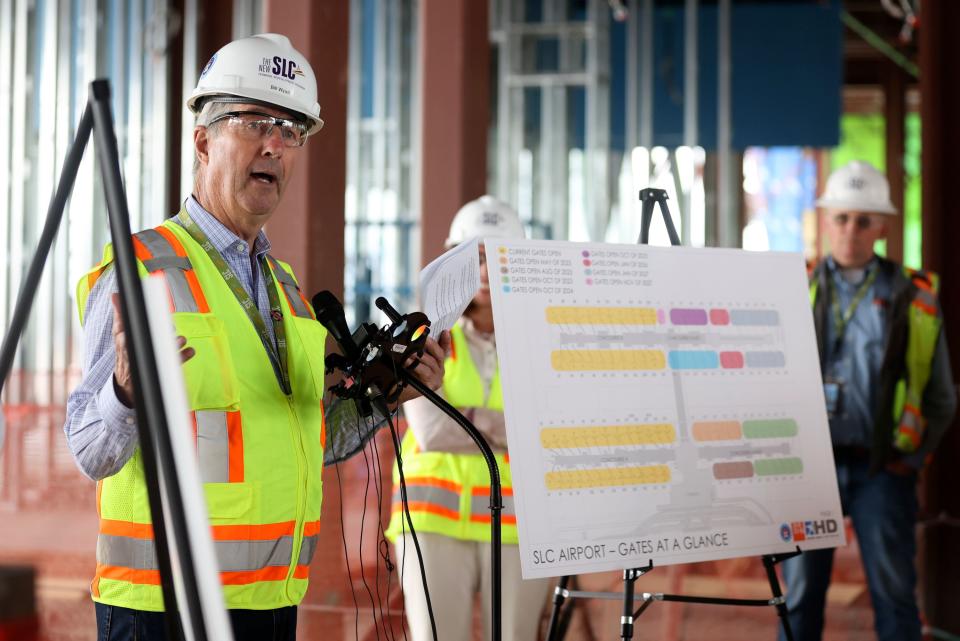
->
[638,188,681,246]
[399,371,503,641]
[0,106,93,392]
[620,568,640,641]
[763,552,796,641]
[89,79,204,641]
[545,575,570,641]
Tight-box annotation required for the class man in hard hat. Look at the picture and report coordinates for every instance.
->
[385,196,550,641]
[778,160,956,641]
[64,34,448,641]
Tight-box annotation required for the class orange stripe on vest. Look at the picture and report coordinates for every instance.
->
[392,501,460,521]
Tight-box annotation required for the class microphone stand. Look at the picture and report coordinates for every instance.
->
[396,370,504,641]
[318,295,503,641]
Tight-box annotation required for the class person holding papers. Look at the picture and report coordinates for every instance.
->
[778,160,956,641]
[386,196,550,641]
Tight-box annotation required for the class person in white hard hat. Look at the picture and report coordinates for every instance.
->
[65,34,449,641]
[777,161,956,641]
[385,196,550,641]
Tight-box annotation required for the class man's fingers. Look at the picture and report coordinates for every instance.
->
[438,330,452,357]
[422,336,446,364]
[111,293,125,337]
[174,335,196,363]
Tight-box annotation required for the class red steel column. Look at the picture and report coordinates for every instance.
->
[263,3,350,638]
[264,1,348,299]
[883,64,905,263]
[919,0,960,632]
[419,0,490,265]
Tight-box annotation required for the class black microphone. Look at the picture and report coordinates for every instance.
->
[312,290,361,361]
[375,296,403,324]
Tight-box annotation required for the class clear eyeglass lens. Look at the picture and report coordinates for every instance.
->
[229,114,306,147]
[833,214,873,230]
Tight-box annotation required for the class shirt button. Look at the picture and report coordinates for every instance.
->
[236,244,245,253]
[125,416,135,425]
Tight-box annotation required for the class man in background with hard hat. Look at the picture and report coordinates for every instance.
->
[778,160,956,641]
[64,34,448,641]
[385,196,550,641]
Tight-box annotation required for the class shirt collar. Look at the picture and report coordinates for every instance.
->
[826,255,878,287]
[459,315,495,343]
[183,195,272,259]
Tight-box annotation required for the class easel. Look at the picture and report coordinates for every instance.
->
[542,189,801,641]
[0,80,228,641]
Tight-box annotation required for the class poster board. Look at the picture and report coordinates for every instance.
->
[486,239,844,579]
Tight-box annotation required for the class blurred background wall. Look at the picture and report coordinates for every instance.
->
[1,1,958,639]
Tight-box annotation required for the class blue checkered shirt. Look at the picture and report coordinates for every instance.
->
[63,196,276,480]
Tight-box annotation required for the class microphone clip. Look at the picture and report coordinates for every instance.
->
[320,296,432,407]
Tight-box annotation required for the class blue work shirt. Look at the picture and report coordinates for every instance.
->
[821,257,891,448]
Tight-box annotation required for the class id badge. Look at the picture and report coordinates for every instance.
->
[823,379,844,417]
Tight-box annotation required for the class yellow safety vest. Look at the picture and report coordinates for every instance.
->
[385,323,517,544]
[76,218,328,611]
[809,264,941,454]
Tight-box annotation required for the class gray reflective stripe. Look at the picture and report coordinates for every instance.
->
[271,262,298,287]
[392,484,461,515]
[196,410,229,484]
[98,534,298,572]
[268,256,311,318]
[142,255,192,272]
[283,285,311,317]
[914,289,936,309]
[98,535,157,570]
[136,229,176,258]
[298,534,319,565]
[135,229,199,313]
[901,409,922,430]
[470,493,515,517]
[164,269,201,313]
[218,537,294,570]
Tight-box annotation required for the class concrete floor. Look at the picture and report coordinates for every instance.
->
[0,407,878,641]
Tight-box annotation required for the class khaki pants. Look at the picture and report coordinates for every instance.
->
[395,532,552,641]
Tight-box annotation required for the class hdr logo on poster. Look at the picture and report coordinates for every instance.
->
[779,519,840,542]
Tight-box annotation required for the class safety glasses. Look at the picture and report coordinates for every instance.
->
[207,110,310,148]
[830,212,879,231]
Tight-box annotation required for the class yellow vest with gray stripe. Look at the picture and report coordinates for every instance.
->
[809,261,942,456]
[76,218,328,611]
[386,323,517,544]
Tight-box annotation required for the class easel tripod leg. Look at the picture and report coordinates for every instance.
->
[621,569,640,641]
[763,553,796,641]
[545,575,570,641]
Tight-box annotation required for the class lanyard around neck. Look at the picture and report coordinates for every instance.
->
[178,208,291,395]
[829,266,878,348]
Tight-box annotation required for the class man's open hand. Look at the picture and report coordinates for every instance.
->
[111,293,196,407]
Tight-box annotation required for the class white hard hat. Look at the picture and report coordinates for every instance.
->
[445,195,526,248]
[815,160,896,215]
[188,33,324,136]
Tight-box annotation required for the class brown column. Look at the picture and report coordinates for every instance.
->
[197,0,235,66]
[419,0,490,265]
[264,1,348,299]
[262,4,350,638]
[919,0,960,632]
[883,64,905,263]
